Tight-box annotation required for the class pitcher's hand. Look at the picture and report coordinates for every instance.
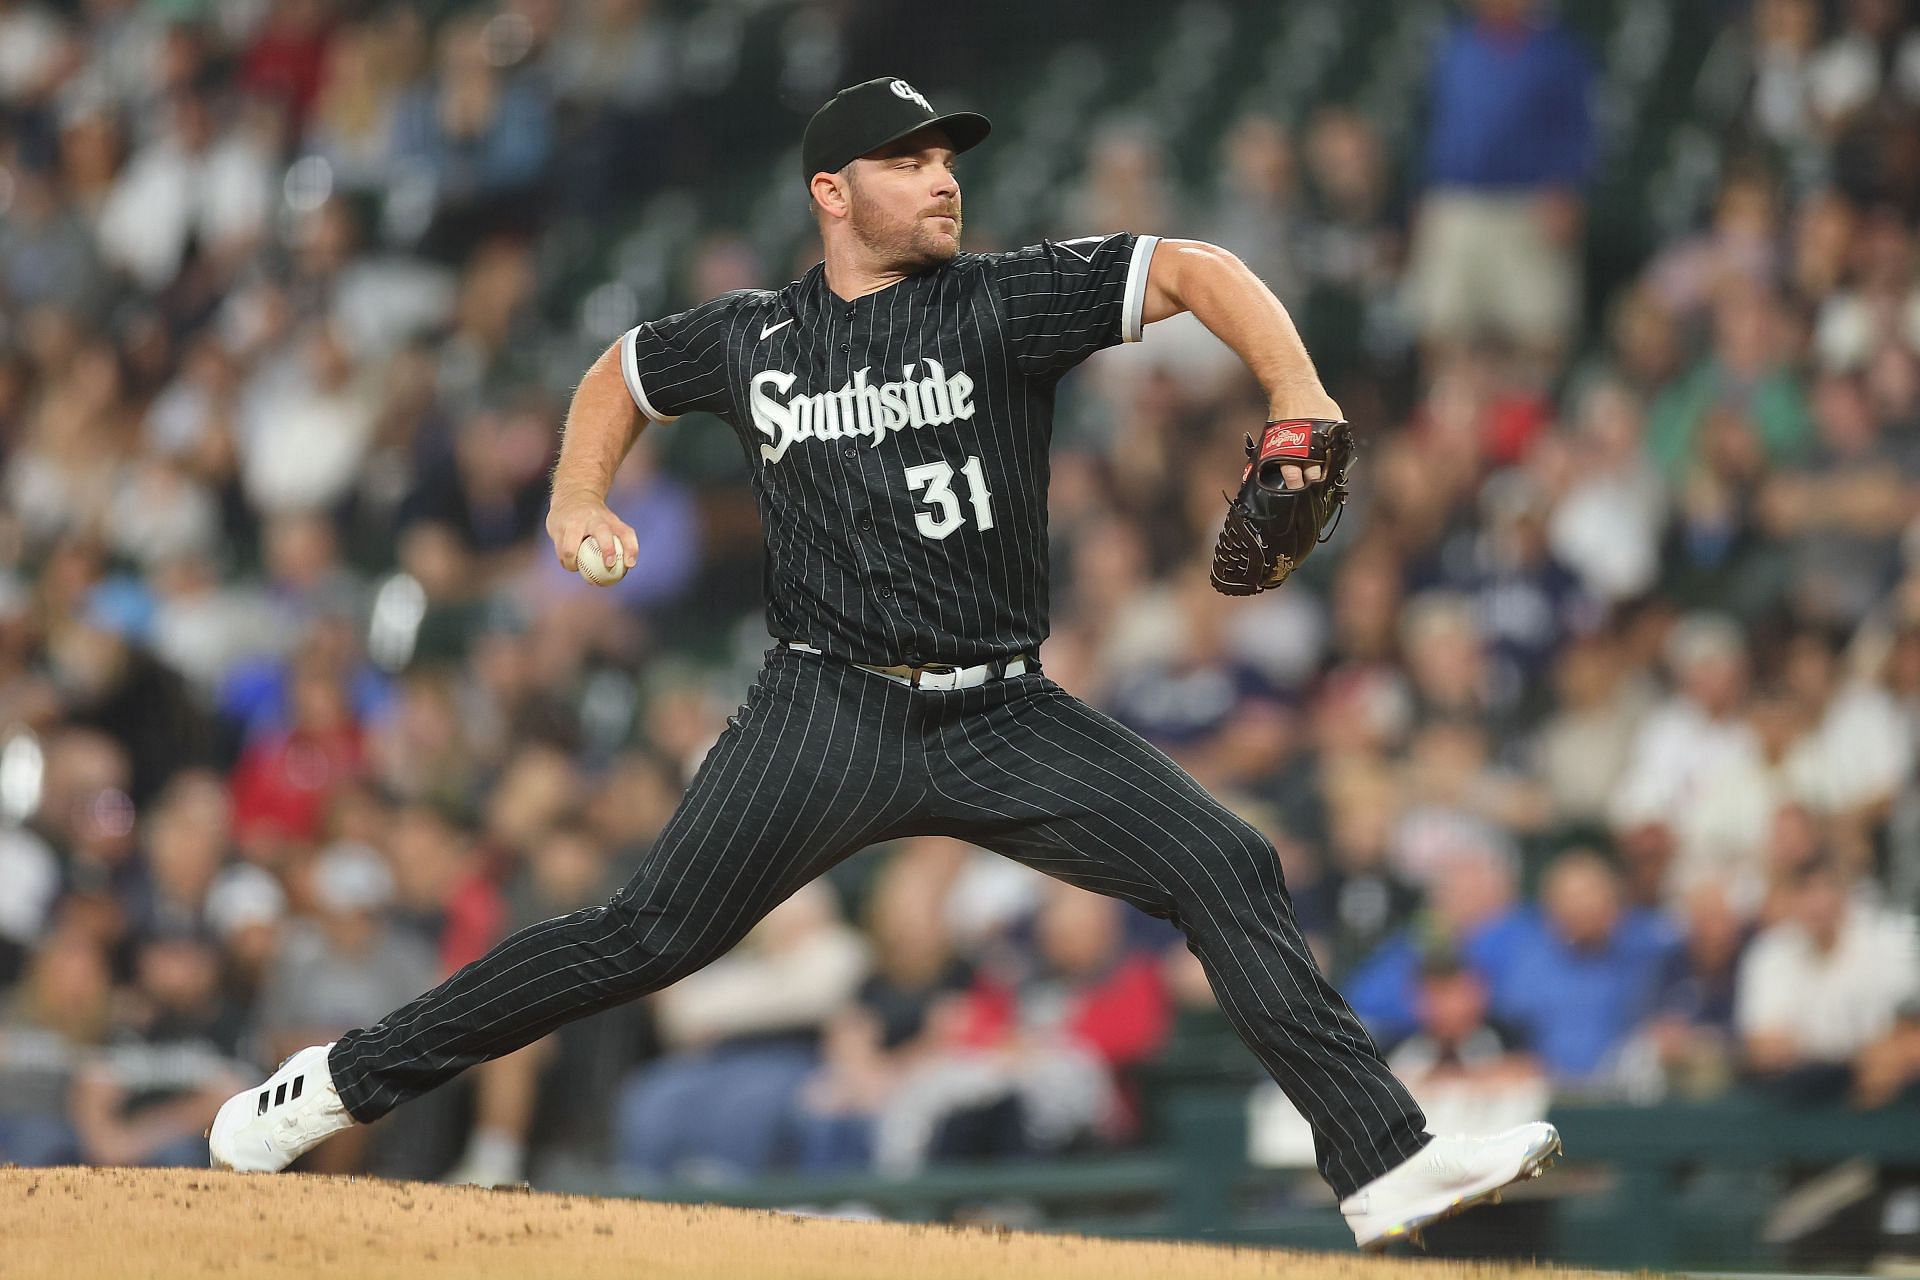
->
[546,492,638,573]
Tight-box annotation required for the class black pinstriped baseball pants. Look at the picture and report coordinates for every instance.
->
[328,646,1430,1196]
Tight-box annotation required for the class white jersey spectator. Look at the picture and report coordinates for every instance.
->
[1737,864,1920,1066]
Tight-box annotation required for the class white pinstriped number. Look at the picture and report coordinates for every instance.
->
[960,456,995,531]
[904,455,995,540]
[904,460,963,539]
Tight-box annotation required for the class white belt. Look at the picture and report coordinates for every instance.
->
[782,641,1032,690]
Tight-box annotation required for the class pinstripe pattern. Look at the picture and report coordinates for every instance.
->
[326,236,1431,1198]
[329,653,1428,1197]
[612,234,1159,666]
[924,674,1430,1195]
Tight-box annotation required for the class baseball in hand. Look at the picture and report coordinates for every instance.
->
[577,535,628,586]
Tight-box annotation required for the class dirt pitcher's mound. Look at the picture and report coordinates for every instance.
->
[3,1167,1611,1280]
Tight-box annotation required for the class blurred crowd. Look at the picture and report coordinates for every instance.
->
[0,0,1917,1201]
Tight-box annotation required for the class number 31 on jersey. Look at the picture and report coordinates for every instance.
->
[904,456,994,540]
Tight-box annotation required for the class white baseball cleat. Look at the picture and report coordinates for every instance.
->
[1341,1121,1561,1251]
[208,1042,358,1173]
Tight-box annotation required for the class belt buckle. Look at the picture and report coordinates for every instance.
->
[909,662,956,689]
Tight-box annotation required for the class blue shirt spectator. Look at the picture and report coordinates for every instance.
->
[1346,905,1534,1047]
[1424,0,1596,192]
[390,18,553,202]
[1490,853,1678,1082]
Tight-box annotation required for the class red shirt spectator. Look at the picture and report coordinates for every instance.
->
[240,0,335,126]
[230,665,364,846]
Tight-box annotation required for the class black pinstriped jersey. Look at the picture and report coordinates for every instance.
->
[618,232,1160,666]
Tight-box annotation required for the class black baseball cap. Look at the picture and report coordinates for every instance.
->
[801,77,991,181]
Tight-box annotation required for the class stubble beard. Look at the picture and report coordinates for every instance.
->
[851,201,962,272]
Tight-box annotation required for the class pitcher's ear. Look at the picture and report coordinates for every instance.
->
[810,170,852,221]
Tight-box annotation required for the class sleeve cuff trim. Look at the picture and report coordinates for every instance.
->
[1122,234,1159,344]
[619,327,681,423]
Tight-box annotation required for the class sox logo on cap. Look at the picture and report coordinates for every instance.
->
[889,79,932,112]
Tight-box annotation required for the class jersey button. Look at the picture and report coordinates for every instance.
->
[857,514,874,531]
[842,445,857,459]
[878,586,894,598]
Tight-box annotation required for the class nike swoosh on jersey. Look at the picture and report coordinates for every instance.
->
[760,318,794,339]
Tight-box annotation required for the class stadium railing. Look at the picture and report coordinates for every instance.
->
[611,1086,1920,1271]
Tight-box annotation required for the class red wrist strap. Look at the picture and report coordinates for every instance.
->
[1257,418,1319,461]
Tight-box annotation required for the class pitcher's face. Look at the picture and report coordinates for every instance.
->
[843,128,963,271]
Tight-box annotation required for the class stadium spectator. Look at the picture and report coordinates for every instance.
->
[794,844,977,1172]
[0,929,110,1165]
[1295,758,1420,981]
[1067,125,1180,246]
[70,927,249,1168]
[95,81,275,293]
[252,842,437,1069]
[1490,851,1677,1086]
[1716,0,1824,153]
[0,0,69,110]
[1666,684,1804,913]
[1542,379,1670,606]
[1347,843,1529,1048]
[238,0,334,128]
[1775,626,1913,872]
[0,153,107,317]
[613,883,868,1185]
[1611,613,1758,902]
[1408,0,1594,364]
[1737,856,1920,1101]
[1295,106,1404,388]
[1646,168,1785,324]
[1646,281,1812,478]
[228,650,368,852]
[388,14,554,253]
[1621,880,1754,1100]
[1390,717,1542,889]
[31,729,140,937]
[1761,373,1920,627]
[1203,112,1300,304]
[304,14,415,192]
[1532,630,1658,829]
[445,819,632,1187]
[866,884,1170,1174]
[1853,1000,1920,1109]
[1806,0,1920,136]
[121,771,233,942]
[1390,951,1536,1105]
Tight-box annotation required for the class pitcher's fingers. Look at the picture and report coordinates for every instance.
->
[1306,463,1326,484]
[555,519,589,571]
[587,522,623,569]
[1280,463,1307,490]
[615,523,640,570]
